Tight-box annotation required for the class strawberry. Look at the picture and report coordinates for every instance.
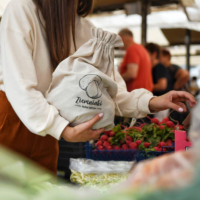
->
[166,121,174,128]
[126,140,132,146]
[135,140,142,146]
[122,144,129,150]
[175,125,184,130]
[134,127,142,132]
[103,141,110,147]
[129,142,138,149]
[98,146,104,151]
[151,118,159,124]
[166,139,173,147]
[159,125,165,130]
[113,146,121,150]
[104,131,111,136]
[126,136,133,142]
[162,117,169,123]
[110,131,116,137]
[153,147,159,151]
[108,137,113,143]
[96,140,103,146]
[106,146,113,150]
[100,135,108,141]
[158,142,167,148]
[144,142,151,148]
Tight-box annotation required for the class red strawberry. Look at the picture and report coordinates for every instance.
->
[140,123,147,128]
[159,125,165,130]
[100,135,108,141]
[129,142,138,149]
[108,137,113,143]
[166,121,174,128]
[98,146,104,150]
[144,142,151,148]
[110,131,116,137]
[122,144,129,150]
[135,140,142,146]
[104,131,111,136]
[103,141,110,147]
[158,142,167,148]
[126,140,132,146]
[106,146,113,150]
[175,125,184,130]
[162,117,169,123]
[134,127,142,132]
[166,139,173,147]
[159,121,164,125]
[114,146,121,150]
[153,147,159,151]
[126,136,133,142]
[96,141,103,146]
[151,118,159,124]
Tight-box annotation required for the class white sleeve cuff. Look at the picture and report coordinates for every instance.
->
[46,115,69,140]
[138,93,155,115]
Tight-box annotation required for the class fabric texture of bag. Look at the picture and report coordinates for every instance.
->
[46,28,123,130]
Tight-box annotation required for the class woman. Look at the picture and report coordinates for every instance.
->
[0,0,196,174]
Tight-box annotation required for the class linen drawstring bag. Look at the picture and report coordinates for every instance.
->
[46,27,123,130]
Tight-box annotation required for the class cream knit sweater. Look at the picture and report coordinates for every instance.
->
[0,0,153,140]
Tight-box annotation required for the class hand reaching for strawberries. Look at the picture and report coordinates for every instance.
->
[149,91,196,113]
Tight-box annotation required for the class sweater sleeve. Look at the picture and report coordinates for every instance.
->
[114,68,154,118]
[0,1,69,140]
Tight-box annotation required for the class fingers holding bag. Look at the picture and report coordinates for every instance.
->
[61,113,105,142]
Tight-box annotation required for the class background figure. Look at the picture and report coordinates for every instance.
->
[145,43,168,121]
[145,43,167,96]
[119,29,153,92]
[160,48,189,92]
[190,77,199,97]
[160,48,190,124]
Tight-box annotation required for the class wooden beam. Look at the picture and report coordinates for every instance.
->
[185,29,191,72]
[141,0,150,45]
[94,0,135,8]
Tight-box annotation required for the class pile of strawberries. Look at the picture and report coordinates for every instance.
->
[94,117,186,152]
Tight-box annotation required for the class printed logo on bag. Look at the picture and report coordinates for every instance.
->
[79,74,102,99]
[75,74,103,110]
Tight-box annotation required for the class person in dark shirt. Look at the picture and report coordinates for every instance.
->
[160,49,190,124]
[145,43,167,96]
[160,49,189,92]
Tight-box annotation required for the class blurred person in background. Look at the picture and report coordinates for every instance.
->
[145,43,168,122]
[160,49,190,124]
[160,49,189,92]
[119,29,153,92]
[145,43,167,96]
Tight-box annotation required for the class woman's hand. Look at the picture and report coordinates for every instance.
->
[149,91,196,113]
[61,113,105,142]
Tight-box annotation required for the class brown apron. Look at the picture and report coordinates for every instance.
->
[0,91,59,174]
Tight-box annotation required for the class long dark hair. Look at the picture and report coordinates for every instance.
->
[32,0,94,69]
